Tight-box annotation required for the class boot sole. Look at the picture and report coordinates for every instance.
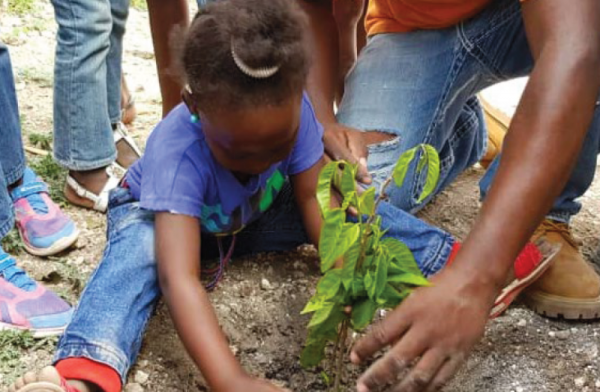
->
[490,242,560,319]
[523,291,600,320]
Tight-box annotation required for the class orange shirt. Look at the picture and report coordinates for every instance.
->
[366,0,493,35]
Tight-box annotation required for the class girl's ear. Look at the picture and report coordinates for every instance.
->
[182,86,200,123]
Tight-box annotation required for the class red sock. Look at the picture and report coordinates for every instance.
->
[446,242,461,267]
[55,358,122,392]
[444,241,542,279]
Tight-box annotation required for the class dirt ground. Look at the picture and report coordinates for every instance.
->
[1,1,600,391]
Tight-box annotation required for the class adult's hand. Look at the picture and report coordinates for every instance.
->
[351,267,495,392]
[323,122,372,184]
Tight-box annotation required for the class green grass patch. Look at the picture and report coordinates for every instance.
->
[28,132,53,151]
[130,0,147,11]
[1,229,24,255]
[29,155,68,207]
[7,0,35,16]
[0,331,58,385]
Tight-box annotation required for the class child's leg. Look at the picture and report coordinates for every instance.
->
[12,187,159,392]
[0,43,25,236]
[376,200,457,277]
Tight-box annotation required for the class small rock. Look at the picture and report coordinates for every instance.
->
[555,330,570,340]
[134,370,149,385]
[595,379,600,388]
[516,387,524,392]
[260,278,273,290]
[138,360,149,368]
[548,331,556,338]
[517,319,527,327]
[125,383,144,392]
[575,377,586,387]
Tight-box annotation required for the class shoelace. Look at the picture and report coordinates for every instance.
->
[0,253,36,291]
[534,219,578,249]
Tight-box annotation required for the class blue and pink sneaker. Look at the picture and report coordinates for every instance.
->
[0,247,73,337]
[11,168,79,257]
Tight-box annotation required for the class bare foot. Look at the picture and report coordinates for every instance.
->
[8,366,96,392]
[65,167,112,210]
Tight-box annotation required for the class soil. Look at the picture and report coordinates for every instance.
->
[1,1,600,391]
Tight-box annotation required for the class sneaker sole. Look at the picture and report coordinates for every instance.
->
[22,229,80,257]
[0,322,67,338]
[17,381,65,392]
[522,291,600,320]
[490,242,560,319]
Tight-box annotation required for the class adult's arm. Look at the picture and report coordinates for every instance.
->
[299,0,371,183]
[351,1,600,391]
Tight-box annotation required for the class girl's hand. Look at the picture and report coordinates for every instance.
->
[217,374,291,392]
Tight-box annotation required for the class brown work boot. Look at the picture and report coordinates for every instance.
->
[479,96,508,169]
[523,219,600,319]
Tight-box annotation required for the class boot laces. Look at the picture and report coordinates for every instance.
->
[534,220,578,249]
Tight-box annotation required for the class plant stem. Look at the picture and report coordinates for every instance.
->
[333,319,350,392]
[368,176,393,225]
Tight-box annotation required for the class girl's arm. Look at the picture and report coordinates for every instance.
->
[155,212,285,392]
[290,158,327,247]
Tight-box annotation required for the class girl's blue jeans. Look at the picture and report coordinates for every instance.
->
[50,0,129,171]
[54,184,454,383]
[0,43,26,240]
[337,0,600,223]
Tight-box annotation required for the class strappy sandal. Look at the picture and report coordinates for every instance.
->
[65,165,122,213]
[113,122,142,170]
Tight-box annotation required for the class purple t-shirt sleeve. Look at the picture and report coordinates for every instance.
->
[286,95,325,176]
[137,121,207,218]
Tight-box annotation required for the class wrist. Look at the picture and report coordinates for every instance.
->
[211,365,248,392]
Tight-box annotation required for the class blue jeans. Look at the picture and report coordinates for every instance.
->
[0,43,26,241]
[54,184,454,382]
[50,0,129,170]
[337,0,600,223]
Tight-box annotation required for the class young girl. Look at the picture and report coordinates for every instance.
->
[10,1,550,391]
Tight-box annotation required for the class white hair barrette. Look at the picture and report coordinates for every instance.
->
[231,41,280,79]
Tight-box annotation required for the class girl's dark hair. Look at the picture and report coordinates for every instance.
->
[182,0,309,113]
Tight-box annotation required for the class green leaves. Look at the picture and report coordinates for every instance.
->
[392,147,417,189]
[351,299,378,331]
[392,145,440,203]
[358,187,376,216]
[302,144,440,372]
[319,217,360,273]
[316,161,339,214]
[417,145,440,203]
[317,270,342,300]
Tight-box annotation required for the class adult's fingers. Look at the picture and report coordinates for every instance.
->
[356,328,424,392]
[392,349,448,392]
[424,355,466,392]
[351,305,411,364]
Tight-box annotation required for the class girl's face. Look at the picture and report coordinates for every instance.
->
[201,94,302,177]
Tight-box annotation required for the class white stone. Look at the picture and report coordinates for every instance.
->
[260,278,273,290]
[134,370,149,384]
[517,319,527,327]
[125,383,144,392]
[575,377,586,387]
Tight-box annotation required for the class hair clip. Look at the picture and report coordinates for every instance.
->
[190,114,199,123]
[231,40,280,79]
